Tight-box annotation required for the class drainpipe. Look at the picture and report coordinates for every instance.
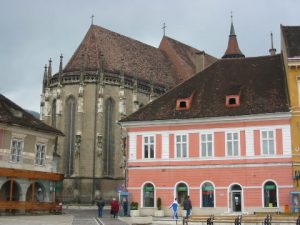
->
[92,70,99,203]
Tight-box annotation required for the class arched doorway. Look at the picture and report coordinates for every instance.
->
[229,184,242,212]
[176,182,188,205]
[26,182,45,202]
[0,180,21,201]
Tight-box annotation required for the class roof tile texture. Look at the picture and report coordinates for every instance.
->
[281,25,300,58]
[63,25,217,87]
[121,55,289,122]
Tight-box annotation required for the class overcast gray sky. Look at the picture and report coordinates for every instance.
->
[1,0,299,112]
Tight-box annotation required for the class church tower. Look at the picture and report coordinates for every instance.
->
[222,15,245,59]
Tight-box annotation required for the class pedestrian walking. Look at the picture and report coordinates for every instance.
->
[183,196,192,218]
[122,198,128,216]
[169,198,179,220]
[96,197,105,217]
[110,197,120,218]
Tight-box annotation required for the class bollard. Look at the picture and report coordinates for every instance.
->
[263,214,272,225]
[235,215,242,225]
[207,215,214,225]
[296,216,300,225]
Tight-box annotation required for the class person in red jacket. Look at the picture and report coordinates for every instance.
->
[110,198,119,218]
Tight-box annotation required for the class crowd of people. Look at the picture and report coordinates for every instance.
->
[96,195,192,220]
[96,197,128,218]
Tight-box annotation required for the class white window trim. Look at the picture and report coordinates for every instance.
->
[140,181,156,208]
[227,183,244,213]
[35,143,47,166]
[262,179,279,208]
[142,135,156,159]
[200,180,216,208]
[200,132,214,158]
[225,131,240,157]
[10,137,24,163]
[260,129,276,156]
[174,133,189,158]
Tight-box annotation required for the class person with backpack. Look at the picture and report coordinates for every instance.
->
[183,196,192,218]
[96,197,105,217]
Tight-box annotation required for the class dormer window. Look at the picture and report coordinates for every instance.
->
[226,95,240,107]
[176,99,190,110]
[176,92,195,110]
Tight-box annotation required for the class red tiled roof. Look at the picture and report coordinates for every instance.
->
[121,54,289,122]
[159,36,217,83]
[63,25,217,87]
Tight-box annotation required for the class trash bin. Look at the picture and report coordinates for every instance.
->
[284,204,289,213]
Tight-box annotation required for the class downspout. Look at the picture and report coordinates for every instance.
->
[92,70,99,203]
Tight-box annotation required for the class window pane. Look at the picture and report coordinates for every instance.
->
[269,131,274,139]
[202,134,206,142]
[144,146,148,158]
[227,142,232,156]
[234,141,238,156]
[150,145,154,158]
[207,134,212,141]
[208,143,212,156]
[269,141,275,154]
[201,143,206,157]
[182,144,187,157]
[233,133,238,139]
[182,135,187,142]
[262,131,267,139]
[177,144,181,157]
[227,133,232,140]
[176,136,181,142]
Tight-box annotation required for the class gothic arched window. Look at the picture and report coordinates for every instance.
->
[104,97,115,177]
[66,96,76,176]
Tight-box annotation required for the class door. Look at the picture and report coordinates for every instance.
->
[232,191,242,212]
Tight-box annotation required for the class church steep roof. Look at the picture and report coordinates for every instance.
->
[0,94,63,136]
[222,22,245,59]
[120,54,289,123]
[64,25,178,87]
[159,36,217,83]
[281,25,300,58]
[63,25,216,87]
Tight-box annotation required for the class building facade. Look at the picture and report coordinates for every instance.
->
[0,94,64,213]
[121,54,293,215]
[40,24,216,203]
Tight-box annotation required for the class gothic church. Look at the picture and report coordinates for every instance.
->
[40,24,216,203]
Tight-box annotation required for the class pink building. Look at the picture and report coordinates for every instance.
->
[120,53,293,215]
[120,19,292,216]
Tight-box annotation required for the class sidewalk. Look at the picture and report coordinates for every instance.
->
[0,214,74,225]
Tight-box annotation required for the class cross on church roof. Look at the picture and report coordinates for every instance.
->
[91,14,94,25]
[162,23,167,36]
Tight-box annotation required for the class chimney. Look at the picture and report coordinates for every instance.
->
[269,32,276,56]
[195,51,205,73]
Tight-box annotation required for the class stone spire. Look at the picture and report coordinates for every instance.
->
[47,58,52,86]
[222,15,245,59]
[269,32,276,56]
[59,54,63,84]
[42,64,48,92]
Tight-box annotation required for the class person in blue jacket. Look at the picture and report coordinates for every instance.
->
[169,198,179,220]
